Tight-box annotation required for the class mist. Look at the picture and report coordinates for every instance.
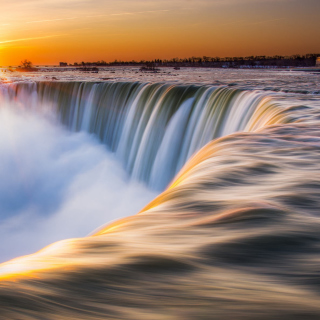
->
[0,106,156,262]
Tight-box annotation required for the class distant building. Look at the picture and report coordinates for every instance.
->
[59,62,68,67]
[316,57,320,67]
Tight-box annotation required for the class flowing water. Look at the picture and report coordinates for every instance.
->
[0,69,320,319]
[4,81,293,190]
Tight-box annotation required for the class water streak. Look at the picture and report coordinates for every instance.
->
[1,80,319,319]
[2,82,290,190]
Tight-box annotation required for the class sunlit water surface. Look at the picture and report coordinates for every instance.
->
[0,69,320,319]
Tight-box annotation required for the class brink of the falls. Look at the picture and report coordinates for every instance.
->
[1,76,320,320]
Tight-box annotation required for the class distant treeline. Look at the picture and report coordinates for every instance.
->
[70,54,320,68]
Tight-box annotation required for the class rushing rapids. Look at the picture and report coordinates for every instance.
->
[2,82,291,190]
[1,77,320,319]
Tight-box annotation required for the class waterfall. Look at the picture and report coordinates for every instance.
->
[1,82,290,190]
[2,80,320,320]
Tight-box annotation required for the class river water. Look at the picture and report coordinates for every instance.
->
[0,68,319,319]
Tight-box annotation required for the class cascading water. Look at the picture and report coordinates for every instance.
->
[1,75,320,319]
[2,82,291,190]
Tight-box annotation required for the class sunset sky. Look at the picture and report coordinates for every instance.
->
[0,0,319,66]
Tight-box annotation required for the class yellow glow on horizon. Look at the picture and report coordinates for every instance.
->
[0,0,318,65]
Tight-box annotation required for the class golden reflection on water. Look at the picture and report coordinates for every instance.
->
[1,82,320,318]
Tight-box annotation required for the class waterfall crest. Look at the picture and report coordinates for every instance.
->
[2,82,290,190]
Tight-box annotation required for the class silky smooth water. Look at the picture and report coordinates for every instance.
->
[0,69,320,319]
[3,81,293,190]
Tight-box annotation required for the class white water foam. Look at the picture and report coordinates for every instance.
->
[0,106,156,262]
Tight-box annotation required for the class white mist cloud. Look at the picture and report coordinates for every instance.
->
[0,106,156,263]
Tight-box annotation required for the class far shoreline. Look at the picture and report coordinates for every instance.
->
[1,65,320,74]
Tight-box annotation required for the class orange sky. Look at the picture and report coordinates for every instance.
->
[0,0,319,66]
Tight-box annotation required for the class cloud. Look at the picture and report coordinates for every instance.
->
[111,10,169,16]
[219,17,285,27]
[26,17,77,24]
[0,34,68,45]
